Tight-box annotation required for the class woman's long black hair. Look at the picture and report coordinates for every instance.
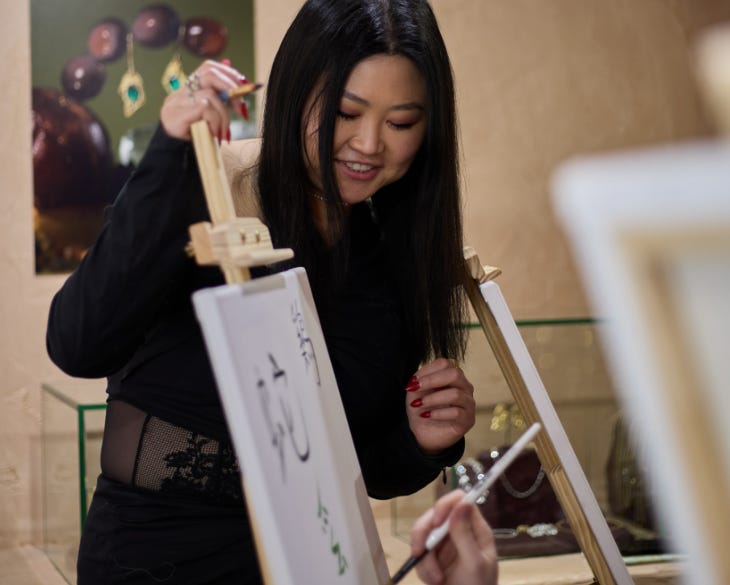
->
[257,0,467,362]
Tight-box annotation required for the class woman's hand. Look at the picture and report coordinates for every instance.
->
[160,59,249,142]
[405,357,476,454]
[410,490,498,585]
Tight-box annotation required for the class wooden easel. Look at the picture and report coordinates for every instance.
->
[462,246,634,585]
[186,120,293,585]
[186,120,293,283]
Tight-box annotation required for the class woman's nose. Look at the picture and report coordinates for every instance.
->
[351,120,384,155]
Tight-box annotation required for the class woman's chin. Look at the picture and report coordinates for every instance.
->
[339,189,375,206]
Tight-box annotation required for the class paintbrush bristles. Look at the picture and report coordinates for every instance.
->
[224,83,263,101]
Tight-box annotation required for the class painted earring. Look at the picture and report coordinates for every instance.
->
[117,33,145,117]
[161,50,186,94]
[162,25,186,95]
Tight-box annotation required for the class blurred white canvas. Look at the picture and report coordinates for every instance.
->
[552,139,730,585]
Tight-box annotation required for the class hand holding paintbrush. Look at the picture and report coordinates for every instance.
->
[161,59,262,141]
[387,423,541,585]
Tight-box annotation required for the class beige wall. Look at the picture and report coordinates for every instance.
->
[440,0,729,318]
[2,0,729,549]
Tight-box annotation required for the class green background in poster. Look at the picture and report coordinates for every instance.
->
[30,0,255,162]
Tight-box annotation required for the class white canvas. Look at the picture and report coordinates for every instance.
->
[193,268,388,585]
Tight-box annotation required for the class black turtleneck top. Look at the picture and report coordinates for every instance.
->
[46,125,463,499]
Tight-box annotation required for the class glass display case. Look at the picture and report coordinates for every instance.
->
[42,379,106,585]
[390,318,669,562]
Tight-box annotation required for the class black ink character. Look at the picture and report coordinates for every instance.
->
[268,353,287,384]
[281,397,311,462]
[256,367,286,481]
[269,352,310,463]
[291,301,321,385]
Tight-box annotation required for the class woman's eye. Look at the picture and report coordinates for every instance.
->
[388,121,416,131]
[337,110,357,120]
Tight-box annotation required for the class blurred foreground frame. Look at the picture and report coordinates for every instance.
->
[553,24,730,584]
[553,102,730,585]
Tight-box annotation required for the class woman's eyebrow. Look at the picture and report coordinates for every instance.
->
[342,90,424,111]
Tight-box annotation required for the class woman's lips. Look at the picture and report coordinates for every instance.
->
[336,159,380,181]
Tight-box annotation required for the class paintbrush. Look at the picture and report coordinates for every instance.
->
[385,423,542,585]
[219,82,263,102]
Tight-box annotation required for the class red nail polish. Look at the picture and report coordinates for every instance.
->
[420,411,431,419]
[405,377,420,392]
[226,128,231,142]
[221,58,231,66]
[240,101,249,121]
[410,398,423,408]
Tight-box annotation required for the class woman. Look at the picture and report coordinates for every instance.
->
[46,1,475,583]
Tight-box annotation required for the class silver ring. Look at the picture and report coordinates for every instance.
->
[185,72,201,99]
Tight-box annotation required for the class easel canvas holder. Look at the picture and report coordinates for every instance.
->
[186,120,293,283]
[463,247,633,585]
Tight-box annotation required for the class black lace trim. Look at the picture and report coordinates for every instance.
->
[133,416,243,503]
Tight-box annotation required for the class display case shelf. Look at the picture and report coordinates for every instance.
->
[42,379,106,585]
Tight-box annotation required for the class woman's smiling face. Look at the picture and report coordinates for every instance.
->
[304,54,427,205]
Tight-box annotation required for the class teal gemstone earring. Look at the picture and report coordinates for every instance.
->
[161,51,186,94]
[117,33,146,117]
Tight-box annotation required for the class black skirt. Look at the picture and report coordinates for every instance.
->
[77,475,264,585]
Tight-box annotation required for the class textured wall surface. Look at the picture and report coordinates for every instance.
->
[2,0,729,551]
[1,2,67,549]
[434,0,729,318]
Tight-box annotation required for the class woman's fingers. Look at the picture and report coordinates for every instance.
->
[411,358,473,397]
[199,62,241,97]
[414,356,453,378]
[445,502,499,584]
[406,357,476,454]
[160,59,249,140]
[196,88,231,141]
[411,491,498,585]
[410,500,445,584]
[407,357,475,420]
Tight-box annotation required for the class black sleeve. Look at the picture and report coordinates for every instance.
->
[359,418,464,499]
[46,125,210,378]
